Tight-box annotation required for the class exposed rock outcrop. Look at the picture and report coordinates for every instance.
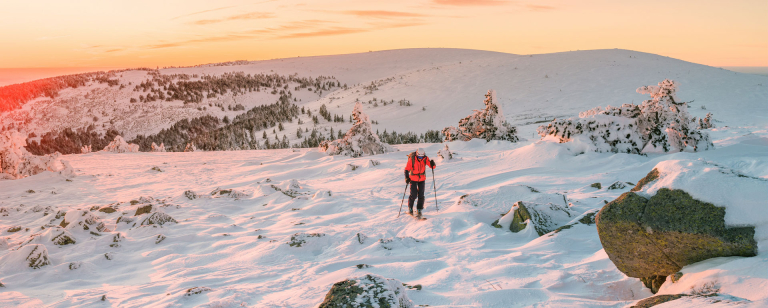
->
[492,201,577,236]
[319,274,414,308]
[596,171,757,293]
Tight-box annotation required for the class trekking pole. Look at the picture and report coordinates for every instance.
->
[397,183,408,218]
[431,168,439,212]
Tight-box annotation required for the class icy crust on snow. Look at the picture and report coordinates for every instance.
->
[0,130,74,180]
[102,135,139,153]
[538,79,713,154]
[320,102,394,157]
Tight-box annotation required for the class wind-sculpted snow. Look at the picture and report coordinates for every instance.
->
[1,121,766,307]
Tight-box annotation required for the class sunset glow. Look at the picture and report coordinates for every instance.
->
[1,0,766,69]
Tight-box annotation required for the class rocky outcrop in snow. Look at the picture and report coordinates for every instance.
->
[102,135,139,153]
[1,130,75,180]
[442,90,519,142]
[537,79,713,154]
[319,274,414,308]
[492,201,577,236]
[596,168,757,294]
[319,102,394,157]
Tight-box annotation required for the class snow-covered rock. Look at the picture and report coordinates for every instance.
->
[319,102,394,157]
[318,274,414,308]
[0,130,74,179]
[537,79,713,154]
[442,90,519,142]
[59,210,108,232]
[493,201,578,236]
[102,135,139,153]
[0,244,51,271]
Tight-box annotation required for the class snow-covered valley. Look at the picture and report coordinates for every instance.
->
[1,48,768,307]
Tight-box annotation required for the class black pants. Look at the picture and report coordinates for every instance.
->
[408,180,426,211]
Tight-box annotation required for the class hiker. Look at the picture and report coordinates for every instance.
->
[404,148,436,218]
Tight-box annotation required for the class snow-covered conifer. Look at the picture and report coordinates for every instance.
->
[184,143,197,152]
[437,144,454,161]
[80,145,92,154]
[1,131,74,180]
[319,102,394,157]
[537,79,713,154]
[697,113,715,129]
[151,142,166,152]
[442,90,519,142]
[102,136,139,153]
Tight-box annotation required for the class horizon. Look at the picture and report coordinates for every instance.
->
[1,0,765,70]
[1,48,767,87]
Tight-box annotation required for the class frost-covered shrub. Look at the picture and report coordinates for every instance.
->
[442,90,519,142]
[1,131,75,180]
[102,135,139,153]
[319,102,394,157]
[80,145,92,154]
[537,79,713,154]
[184,143,197,152]
[151,142,166,152]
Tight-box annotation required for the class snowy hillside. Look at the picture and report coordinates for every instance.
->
[1,49,767,307]
[2,48,766,144]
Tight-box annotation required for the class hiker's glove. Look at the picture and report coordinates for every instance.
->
[405,178,411,184]
[430,160,436,168]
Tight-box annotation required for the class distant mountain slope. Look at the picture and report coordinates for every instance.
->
[1,48,766,146]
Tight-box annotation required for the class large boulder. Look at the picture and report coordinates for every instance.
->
[319,274,414,308]
[596,169,757,293]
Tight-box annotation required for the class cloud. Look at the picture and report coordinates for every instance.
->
[144,19,424,49]
[170,6,237,21]
[432,0,508,6]
[341,10,427,18]
[277,27,369,39]
[525,4,555,11]
[192,12,275,25]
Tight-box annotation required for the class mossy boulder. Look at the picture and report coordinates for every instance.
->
[596,187,757,293]
[319,274,413,308]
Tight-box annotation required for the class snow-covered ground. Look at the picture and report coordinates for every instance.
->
[1,125,767,307]
[1,48,767,307]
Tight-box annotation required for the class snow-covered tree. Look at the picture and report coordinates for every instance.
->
[697,112,715,129]
[80,145,92,154]
[436,144,454,161]
[319,102,394,157]
[184,143,197,152]
[1,131,74,180]
[537,79,713,154]
[102,135,139,153]
[151,142,166,152]
[442,90,519,142]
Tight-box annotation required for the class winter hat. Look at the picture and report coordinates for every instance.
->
[416,148,425,156]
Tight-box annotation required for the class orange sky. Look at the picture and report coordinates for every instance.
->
[1,0,766,69]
